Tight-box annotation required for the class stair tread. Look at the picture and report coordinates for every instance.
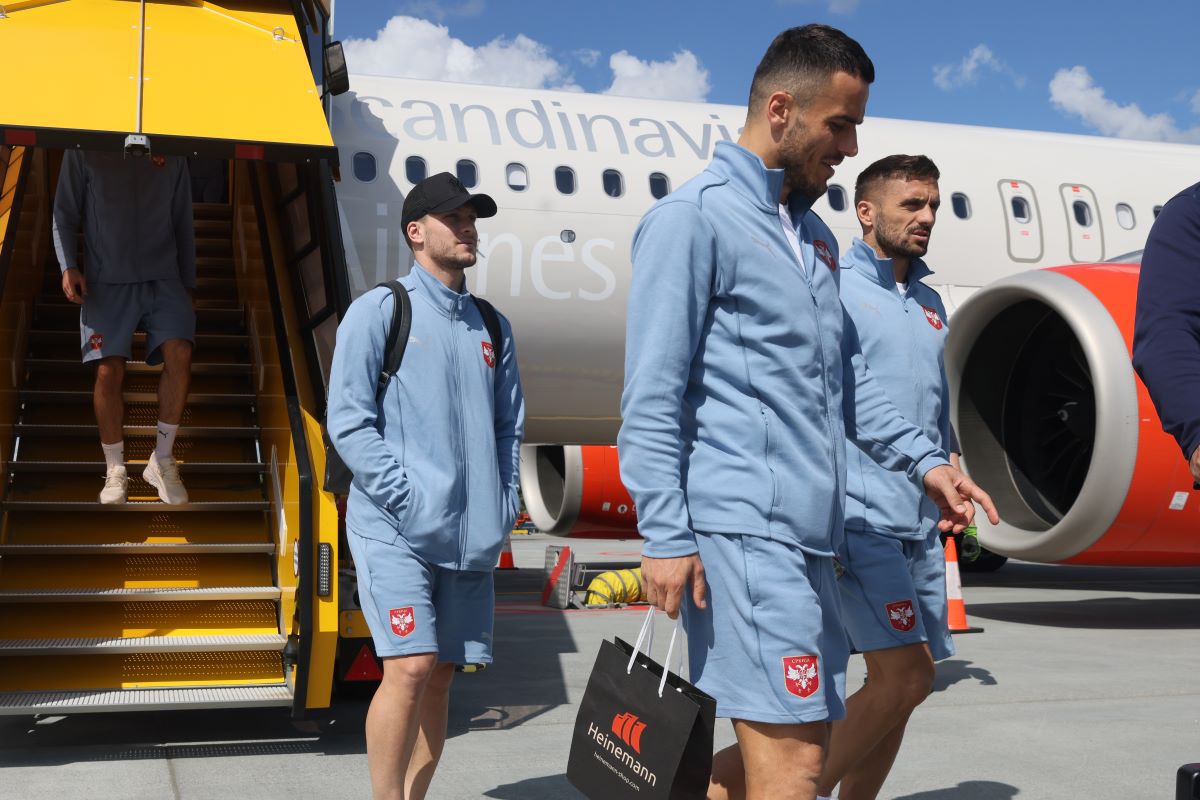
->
[0,586,281,600]
[8,460,265,472]
[0,543,275,554]
[0,685,291,714]
[1,500,269,511]
[0,634,287,654]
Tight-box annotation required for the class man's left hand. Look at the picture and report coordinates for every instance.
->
[923,464,999,533]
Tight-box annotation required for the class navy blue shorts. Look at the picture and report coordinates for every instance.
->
[80,279,195,365]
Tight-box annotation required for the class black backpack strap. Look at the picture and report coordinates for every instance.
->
[472,296,504,364]
[376,280,411,401]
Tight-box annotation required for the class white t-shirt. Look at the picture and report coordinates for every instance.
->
[897,281,908,296]
[778,204,806,275]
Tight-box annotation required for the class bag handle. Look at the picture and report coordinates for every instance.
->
[627,606,687,698]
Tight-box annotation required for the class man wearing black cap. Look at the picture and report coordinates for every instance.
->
[327,172,525,800]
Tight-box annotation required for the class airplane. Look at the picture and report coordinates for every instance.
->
[331,73,1200,569]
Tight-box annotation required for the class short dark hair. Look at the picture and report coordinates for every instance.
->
[748,25,875,113]
[854,154,940,204]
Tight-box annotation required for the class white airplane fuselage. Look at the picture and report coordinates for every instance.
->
[330,74,1198,446]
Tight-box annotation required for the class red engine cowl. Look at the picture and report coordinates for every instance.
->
[946,264,1200,565]
[519,445,640,537]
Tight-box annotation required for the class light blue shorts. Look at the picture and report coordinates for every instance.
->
[681,532,849,724]
[346,530,494,663]
[837,530,955,662]
[80,279,195,365]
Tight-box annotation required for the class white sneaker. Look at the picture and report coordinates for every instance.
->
[99,464,128,505]
[144,453,188,505]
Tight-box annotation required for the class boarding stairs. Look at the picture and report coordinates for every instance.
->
[0,203,293,714]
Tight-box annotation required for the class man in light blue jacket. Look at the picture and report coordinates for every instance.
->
[618,26,996,800]
[817,155,959,800]
[326,173,524,800]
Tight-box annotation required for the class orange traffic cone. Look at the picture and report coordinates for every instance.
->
[496,531,517,570]
[944,534,983,634]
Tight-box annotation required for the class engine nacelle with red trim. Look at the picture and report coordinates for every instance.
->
[519,444,640,537]
[947,263,1200,566]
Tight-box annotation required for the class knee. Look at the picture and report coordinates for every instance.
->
[161,340,193,369]
[424,663,455,696]
[892,661,936,711]
[94,359,125,387]
[380,653,438,694]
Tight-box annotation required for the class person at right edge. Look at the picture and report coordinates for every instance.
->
[815,155,959,800]
[1133,181,1200,484]
[617,25,998,800]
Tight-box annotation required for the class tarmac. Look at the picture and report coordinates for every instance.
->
[1,532,1198,800]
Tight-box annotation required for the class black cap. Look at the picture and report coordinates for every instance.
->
[401,172,497,230]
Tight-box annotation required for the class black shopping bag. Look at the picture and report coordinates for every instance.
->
[567,611,716,799]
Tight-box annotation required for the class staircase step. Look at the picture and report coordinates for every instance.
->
[0,500,269,511]
[0,600,281,640]
[0,651,285,693]
[194,203,233,221]
[23,360,253,376]
[8,460,266,473]
[0,543,275,555]
[26,331,248,348]
[13,423,260,438]
[0,587,281,602]
[0,634,287,656]
[0,685,292,715]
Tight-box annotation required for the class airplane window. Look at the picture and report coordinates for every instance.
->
[1115,203,1135,230]
[352,152,376,183]
[405,156,426,185]
[1072,200,1093,228]
[555,166,576,195]
[603,169,624,198]
[456,159,478,188]
[951,192,971,219]
[506,163,528,192]
[1153,205,1163,218]
[1010,196,1031,224]
[649,172,670,199]
[826,185,847,212]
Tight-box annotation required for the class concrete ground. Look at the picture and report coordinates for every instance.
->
[1,533,1198,799]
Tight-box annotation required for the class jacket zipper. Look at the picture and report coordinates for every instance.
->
[450,302,470,569]
[799,230,839,537]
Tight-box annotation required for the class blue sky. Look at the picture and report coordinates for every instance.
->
[332,0,1200,143]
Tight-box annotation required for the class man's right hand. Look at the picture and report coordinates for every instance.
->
[1190,445,1200,485]
[641,553,707,619]
[62,269,87,304]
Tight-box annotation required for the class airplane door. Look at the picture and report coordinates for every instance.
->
[1059,183,1104,263]
[998,180,1043,262]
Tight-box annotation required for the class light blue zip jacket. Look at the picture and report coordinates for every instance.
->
[618,141,948,559]
[840,238,953,540]
[326,264,525,571]
[52,150,196,288]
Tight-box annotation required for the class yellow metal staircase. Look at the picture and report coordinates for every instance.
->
[0,201,294,712]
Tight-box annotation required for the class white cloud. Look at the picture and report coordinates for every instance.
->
[399,0,485,22]
[603,50,710,102]
[932,44,1025,92]
[342,16,579,90]
[576,48,601,68]
[1049,66,1200,143]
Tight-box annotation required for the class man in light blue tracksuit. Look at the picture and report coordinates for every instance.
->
[619,26,997,800]
[816,156,959,800]
[327,173,524,800]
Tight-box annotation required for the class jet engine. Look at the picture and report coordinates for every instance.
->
[946,264,1200,566]
[519,444,640,537]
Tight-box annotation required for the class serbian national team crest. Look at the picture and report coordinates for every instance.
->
[812,239,837,271]
[389,607,415,637]
[481,341,496,368]
[920,305,944,330]
[151,155,166,168]
[783,655,820,698]
[886,600,917,632]
[88,333,104,351]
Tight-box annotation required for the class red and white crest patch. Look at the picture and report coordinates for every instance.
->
[812,239,837,271]
[783,655,820,699]
[481,341,496,368]
[389,607,415,638]
[151,155,166,168]
[920,305,944,330]
[886,600,917,632]
[88,333,104,351]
